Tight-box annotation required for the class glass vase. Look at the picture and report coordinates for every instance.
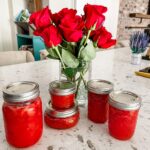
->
[59,62,92,107]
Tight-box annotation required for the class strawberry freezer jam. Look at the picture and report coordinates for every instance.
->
[87,80,113,123]
[109,91,141,140]
[109,105,139,140]
[44,102,79,129]
[49,80,76,109]
[2,81,43,148]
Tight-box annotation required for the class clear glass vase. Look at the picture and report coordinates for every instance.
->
[59,62,92,107]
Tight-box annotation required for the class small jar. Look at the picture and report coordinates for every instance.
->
[49,80,76,109]
[2,81,43,148]
[87,80,113,123]
[44,102,79,129]
[109,91,141,140]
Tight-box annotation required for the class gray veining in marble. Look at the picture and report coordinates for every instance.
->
[0,47,150,150]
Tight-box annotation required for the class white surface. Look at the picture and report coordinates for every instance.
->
[0,47,150,150]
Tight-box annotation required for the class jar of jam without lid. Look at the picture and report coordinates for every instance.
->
[87,79,113,123]
[49,80,76,109]
[109,91,141,140]
[44,101,79,129]
[2,81,43,148]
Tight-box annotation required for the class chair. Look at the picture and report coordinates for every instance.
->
[0,51,35,66]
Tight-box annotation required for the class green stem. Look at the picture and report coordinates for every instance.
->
[78,29,92,58]
[80,72,87,89]
[75,75,82,98]
[53,46,66,69]
[83,29,92,46]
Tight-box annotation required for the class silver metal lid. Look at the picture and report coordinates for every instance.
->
[49,80,76,95]
[87,79,113,94]
[45,101,79,118]
[109,91,141,110]
[3,81,40,103]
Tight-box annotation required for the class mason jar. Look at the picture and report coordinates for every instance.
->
[109,91,141,140]
[2,81,43,148]
[49,80,76,109]
[87,79,113,123]
[44,101,79,129]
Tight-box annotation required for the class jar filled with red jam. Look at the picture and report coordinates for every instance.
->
[49,80,76,109]
[109,91,141,140]
[87,79,113,123]
[44,101,79,129]
[2,81,43,148]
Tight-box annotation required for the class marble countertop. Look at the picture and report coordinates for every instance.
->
[0,47,150,150]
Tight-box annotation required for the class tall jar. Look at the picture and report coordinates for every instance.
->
[44,101,79,129]
[109,91,141,140]
[2,81,43,148]
[87,80,113,123]
[49,80,76,109]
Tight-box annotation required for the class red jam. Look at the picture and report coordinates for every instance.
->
[51,93,75,109]
[3,97,43,147]
[44,102,79,129]
[109,105,139,140]
[88,91,109,123]
[87,80,113,123]
[109,91,141,140]
[44,111,79,129]
[2,81,43,148]
[49,80,76,109]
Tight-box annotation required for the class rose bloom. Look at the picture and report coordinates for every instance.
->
[52,8,77,25]
[34,25,62,48]
[30,6,52,29]
[91,27,116,48]
[83,4,107,30]
[59,14,84,42]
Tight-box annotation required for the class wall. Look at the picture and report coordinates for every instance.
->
[117,0,150,41]
[0,0,27,51]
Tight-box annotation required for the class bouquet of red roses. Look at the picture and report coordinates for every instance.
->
[30,4,116,97]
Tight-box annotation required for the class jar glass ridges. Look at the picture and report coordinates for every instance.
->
[87,79,113,123]
[2,81,43,148]
[109,90,141,140]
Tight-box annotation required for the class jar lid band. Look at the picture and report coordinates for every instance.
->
[87,79,114,94]
[3,81,40,103]
[45,101,79,118]
[109,90,141,110]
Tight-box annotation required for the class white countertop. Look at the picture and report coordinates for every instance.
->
[0,47,150,150]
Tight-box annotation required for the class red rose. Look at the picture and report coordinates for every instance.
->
[59,15,84,42]
[83,4,107,30]
[53,8,77,25]
[91,27,116,48]
[30,6,52,29]
[34,25,62,48]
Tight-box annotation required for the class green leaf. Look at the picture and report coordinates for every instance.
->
[63,68,77,79]
[62,49,79,68]
[80,42,96,61]
[47,48,59,59]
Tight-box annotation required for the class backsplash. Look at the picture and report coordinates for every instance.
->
[117,0,150,41]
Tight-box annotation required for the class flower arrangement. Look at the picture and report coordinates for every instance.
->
[29,4,116,98]
[130,31,149,54]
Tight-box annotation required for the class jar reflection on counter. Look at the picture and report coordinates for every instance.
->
[2,81,43,148]
[44,102,79,129]
[87,80,113,123]
[49,80,76,109]
[109,91,141,140]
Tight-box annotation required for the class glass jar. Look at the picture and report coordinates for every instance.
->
[49,80,76,109]
[2,81,43,148]
[44,101,79,129]
[87,80,113,123]
[109,91,141,140]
